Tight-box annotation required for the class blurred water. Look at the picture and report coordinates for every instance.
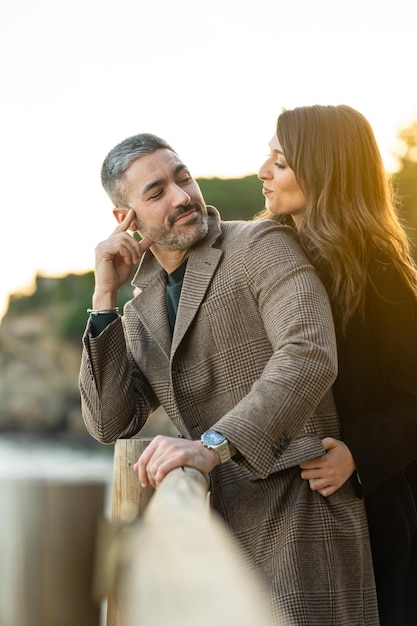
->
[0,434,114,482]
[0,434,115,520]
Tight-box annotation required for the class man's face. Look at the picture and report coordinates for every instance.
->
[119,149,208,250]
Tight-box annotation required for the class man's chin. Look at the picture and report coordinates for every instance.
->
[163,221,208,251]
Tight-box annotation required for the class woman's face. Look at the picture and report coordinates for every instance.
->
[258,134,306,228]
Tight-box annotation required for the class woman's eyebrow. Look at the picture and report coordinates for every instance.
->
[268,143,284,157]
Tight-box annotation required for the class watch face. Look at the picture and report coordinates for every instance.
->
[202,429,226,446]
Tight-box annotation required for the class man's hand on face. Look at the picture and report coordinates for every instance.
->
[92,208,153,308]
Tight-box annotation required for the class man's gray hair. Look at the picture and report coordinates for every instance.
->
[101,133,175,206]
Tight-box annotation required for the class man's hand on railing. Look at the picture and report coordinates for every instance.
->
[134,435,220,489]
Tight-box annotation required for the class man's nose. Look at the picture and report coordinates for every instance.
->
[172,184,191,206]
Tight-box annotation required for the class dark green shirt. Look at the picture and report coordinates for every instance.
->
[165,260,187,332]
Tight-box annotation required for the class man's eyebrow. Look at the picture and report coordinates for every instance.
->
[142,163,189,196]
[173,163,190,177]
[143,178,165,195]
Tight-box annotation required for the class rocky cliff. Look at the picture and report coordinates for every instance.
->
[0,272,175,440]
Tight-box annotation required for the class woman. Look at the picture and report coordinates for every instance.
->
[258,104,417,626]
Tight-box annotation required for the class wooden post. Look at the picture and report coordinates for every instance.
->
[105,437,154,626]
[110,437,154,523]
[0,479,106,626]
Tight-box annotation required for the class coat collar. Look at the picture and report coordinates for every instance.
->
[129,206,223,359]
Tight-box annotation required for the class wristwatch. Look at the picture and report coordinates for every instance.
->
[201,429,231,464]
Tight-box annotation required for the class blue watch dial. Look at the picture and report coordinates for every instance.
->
[202,429,226,445]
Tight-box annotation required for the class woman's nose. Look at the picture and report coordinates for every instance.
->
[258,160,269,180]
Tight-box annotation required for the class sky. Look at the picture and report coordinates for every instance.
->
[1,0,416,320]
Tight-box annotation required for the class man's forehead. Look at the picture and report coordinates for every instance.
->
[126,148,187,188]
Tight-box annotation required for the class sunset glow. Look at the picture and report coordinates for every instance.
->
[1,0,416,319]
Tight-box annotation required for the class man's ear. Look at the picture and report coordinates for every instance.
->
[112,206,139,231]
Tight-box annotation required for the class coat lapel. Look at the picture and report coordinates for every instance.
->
[171,246,223,354]
[130,263,172,360]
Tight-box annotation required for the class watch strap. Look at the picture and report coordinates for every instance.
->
[216,440,232,464]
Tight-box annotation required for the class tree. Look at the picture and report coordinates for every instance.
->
[197,174,263,221]
[391,121,417,260]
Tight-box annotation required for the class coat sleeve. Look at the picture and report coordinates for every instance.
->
[341,264,417,495]
[210,223,339,479]
[79,316,159,443]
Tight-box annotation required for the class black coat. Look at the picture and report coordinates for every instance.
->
[330,258,417,626]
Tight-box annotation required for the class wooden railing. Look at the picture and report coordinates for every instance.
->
[98,437,274,626]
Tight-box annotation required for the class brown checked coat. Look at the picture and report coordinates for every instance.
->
[80,208,379,625]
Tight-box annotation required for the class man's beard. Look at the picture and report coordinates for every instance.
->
[137,202,209,250]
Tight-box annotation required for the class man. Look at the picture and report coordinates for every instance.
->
[79,133,379,624]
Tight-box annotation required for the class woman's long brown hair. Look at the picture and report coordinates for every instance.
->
[257,104,417,333]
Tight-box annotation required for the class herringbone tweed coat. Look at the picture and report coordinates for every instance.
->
[80,208,379,625]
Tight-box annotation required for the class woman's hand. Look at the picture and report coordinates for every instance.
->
[300,437,356,497]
